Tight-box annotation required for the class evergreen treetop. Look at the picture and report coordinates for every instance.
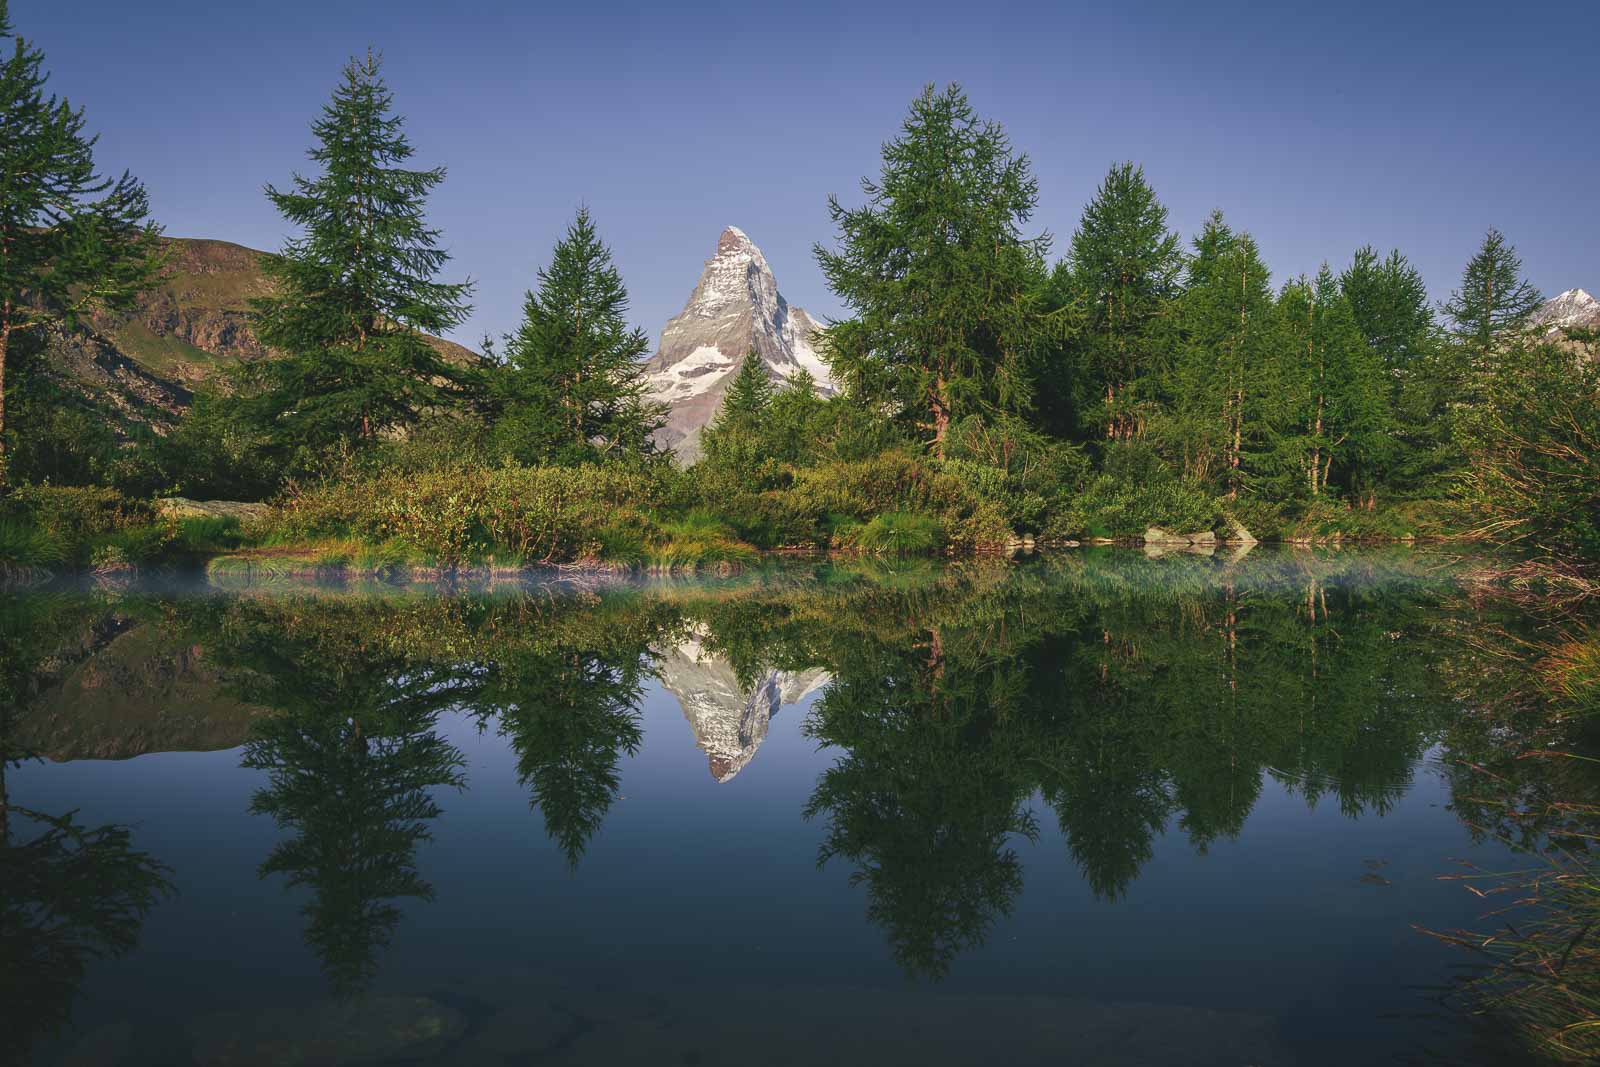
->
[0,0,163,485]
[816,83,1060,457]
[715,353,774,426]
[1066,162,1183,440]
[246,51,474,456]
[490,207,661,464]
[1444,228,1542,357]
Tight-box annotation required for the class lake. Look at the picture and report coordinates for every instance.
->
[2,549,1583,1066]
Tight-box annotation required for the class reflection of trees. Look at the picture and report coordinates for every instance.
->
[218,606,469,997]
[0,597,172,1066]
[731,553,1465,977]
[804,638,1038,980]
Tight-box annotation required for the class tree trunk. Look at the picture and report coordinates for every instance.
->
[931,374,950,459]
[0,319,9,489]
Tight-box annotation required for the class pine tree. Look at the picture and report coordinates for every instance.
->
[1338,246,1446,496]
[1444,228,1542,364]
[1065,162,1182,441]
[490,208,661,464]
[0,0,162,486]
[714,352,774,427]
[1338,246,1433,383]
[1271,267,1387,499]
[1166,212,1273,497]
[244,52,473,463]
[815,84,1059,458]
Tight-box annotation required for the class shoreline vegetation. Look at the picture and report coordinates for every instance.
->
[2,20,1594,601]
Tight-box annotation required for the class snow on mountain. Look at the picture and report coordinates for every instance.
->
[642,227,834,461]
[1532,288,1600,334]
[654,628,830,783]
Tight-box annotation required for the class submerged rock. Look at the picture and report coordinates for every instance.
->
[187,995,465,1066]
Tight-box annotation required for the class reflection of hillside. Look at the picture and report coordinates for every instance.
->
[15,620,258,762]
[655,629,829,782]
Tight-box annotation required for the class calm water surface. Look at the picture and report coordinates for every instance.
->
[1,549,1582,1065]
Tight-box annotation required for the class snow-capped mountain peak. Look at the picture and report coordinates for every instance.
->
[1532,287,1600,333]
[642,227,833,460]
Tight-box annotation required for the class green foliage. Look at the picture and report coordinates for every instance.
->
[0,0,164,487]
[715,353,775,426]
[262,463,693,569]
[1160,212,1274,497]
[764,450,1012,550]
[1264,267,1389,501]
[239,52,474,473]
[1455,337,1600,561]
[1066,476,1221,539]
[816,83,1059,455]
[487,208,663,465]
[1060,162,1183,441]
[855,511,942,555]
[1444,227,1543,365]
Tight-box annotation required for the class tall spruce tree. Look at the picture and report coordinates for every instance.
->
[815,84,1059,458]
[1065,162,1183,442]
[244,52,473,464]
[1166,212,1273,497]
[1271,268,1387,499]
[490,208,661,464]
[1444,228,1542,364]
[0,0,162,486]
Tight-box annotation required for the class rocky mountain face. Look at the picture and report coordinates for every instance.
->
[654,628,830,782]
[642,227,833,460]
[1532,287,1600,335]
[40,237,478,434]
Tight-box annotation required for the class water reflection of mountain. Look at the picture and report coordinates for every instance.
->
[656,627,829,781]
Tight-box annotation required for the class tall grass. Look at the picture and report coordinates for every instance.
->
[855,511,942,556]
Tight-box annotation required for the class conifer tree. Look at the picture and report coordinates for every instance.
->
[1065,162,1182,442]
[816,84,1059,458]
[1339,246,1447,496]
[1271,268,1387,499]
[244,52,473,464]
[714,352,774,427]
[1338,246,1433,382]
[0,0,162,486]
[1444,228,1542,364]
[490,208,661,464]
[1166,212,1273,497]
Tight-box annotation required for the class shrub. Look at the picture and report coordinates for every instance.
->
[855,511,942,556]
[766,451,1012,549]
[0,518,63,571]
[0,485,165,566]
[1061,476,1221,539]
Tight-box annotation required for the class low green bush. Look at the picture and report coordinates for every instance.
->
[854,511,943,556]
[1062,476,1221,539]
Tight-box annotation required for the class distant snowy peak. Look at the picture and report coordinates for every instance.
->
[1532,288,1600,333]
[643,227,833,460]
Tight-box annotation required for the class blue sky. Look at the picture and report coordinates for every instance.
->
[16,0,1597,348]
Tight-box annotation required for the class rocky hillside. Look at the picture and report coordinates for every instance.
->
[43,236,479,433]
[642,227,833,460]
